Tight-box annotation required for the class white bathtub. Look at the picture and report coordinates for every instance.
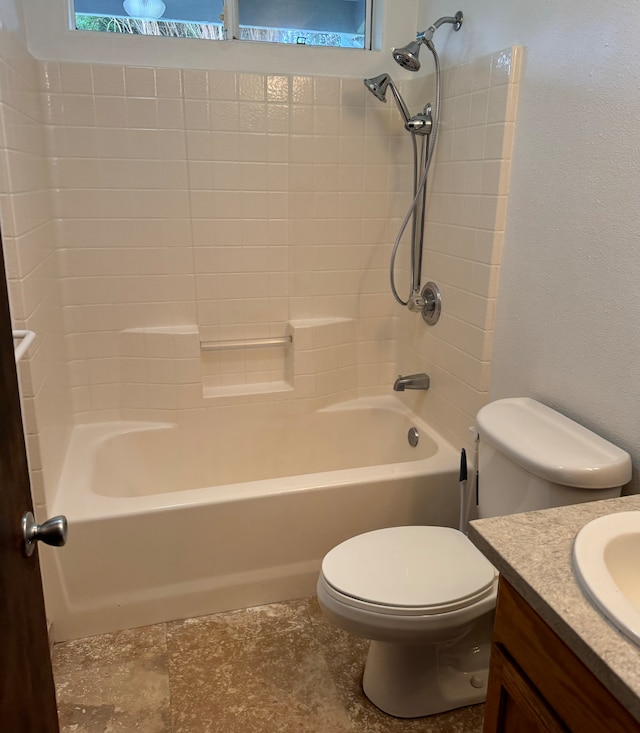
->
[47,396,459,641]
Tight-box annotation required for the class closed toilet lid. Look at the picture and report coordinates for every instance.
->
[322,526,496,614]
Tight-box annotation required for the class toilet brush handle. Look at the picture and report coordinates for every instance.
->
[459,449,467,533]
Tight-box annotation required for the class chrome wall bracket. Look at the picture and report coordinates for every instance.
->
[420,281,442,325]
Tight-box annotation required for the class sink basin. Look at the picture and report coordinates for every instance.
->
[573,511,640,646]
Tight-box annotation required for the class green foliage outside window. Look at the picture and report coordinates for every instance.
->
[75,14,364,46]
[75,14,223,39]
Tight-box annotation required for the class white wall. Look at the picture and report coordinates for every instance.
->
[422,1,640,463]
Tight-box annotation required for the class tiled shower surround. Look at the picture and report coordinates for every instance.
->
[0,25,521,510]
[46,62,408,421]
[0,27,72,519]
[398,49,521,449]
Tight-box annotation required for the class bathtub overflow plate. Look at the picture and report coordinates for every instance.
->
[408,427,419,447]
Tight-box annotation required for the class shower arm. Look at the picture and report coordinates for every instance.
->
[387,78,411,125]
[417,12,463,43]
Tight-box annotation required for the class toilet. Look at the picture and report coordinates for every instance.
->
[317,398,632,718]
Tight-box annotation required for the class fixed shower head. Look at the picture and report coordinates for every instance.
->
[392,11,463,72]
[363,73,411,124]
[363,73,390,102]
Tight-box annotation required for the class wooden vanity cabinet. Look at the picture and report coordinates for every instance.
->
[483,579,640,733]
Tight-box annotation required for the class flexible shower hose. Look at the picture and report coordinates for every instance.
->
[390,40,442,307]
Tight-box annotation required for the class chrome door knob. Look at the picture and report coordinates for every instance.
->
[22,511,68,557]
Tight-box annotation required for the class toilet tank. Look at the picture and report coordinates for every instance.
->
[476,398,632,519]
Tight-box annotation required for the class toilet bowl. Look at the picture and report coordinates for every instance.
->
[317,398,633,718]
[317,525,497,718]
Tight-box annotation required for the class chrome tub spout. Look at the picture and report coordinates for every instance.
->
[393,373,430,391]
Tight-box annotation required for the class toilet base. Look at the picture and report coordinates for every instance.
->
[362,616,492,718]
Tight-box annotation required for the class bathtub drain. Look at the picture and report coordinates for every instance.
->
[408,427,419,447]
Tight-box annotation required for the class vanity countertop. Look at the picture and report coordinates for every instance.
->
[469,494,640,722]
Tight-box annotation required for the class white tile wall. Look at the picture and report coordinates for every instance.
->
[0,20,73,511]
[42,60,414,415]
[4,46,522,457]
[394,48,523,452]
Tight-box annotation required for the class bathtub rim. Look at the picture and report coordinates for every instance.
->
[53,395,460,522]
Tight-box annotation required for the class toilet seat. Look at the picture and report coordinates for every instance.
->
[321,526,496,616]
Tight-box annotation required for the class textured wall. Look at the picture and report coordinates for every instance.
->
[421,1,640,463]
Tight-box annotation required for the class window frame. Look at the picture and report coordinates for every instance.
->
[73,0,374,50]
[23,0,409,79]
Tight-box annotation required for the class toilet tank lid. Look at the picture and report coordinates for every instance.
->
[476,398,632,489]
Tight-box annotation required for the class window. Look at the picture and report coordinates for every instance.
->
[73,0,370,48]
[74,0,225,40]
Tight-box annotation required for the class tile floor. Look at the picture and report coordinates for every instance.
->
[53,597,485,733]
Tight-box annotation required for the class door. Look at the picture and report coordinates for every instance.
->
[0,238,59,730]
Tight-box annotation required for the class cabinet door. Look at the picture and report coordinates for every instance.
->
[485,579,640,733]
[484,645,567,733]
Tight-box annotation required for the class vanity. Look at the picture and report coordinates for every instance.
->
[469,495,640,732]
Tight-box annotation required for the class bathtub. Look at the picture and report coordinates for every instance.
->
[47,396,460,641]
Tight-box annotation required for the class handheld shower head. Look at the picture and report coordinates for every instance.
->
[392,40,422,72]
[363,73,411,124]
[392,11,463,72]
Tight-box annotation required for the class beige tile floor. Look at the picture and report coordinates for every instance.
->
[53,597,484,733]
